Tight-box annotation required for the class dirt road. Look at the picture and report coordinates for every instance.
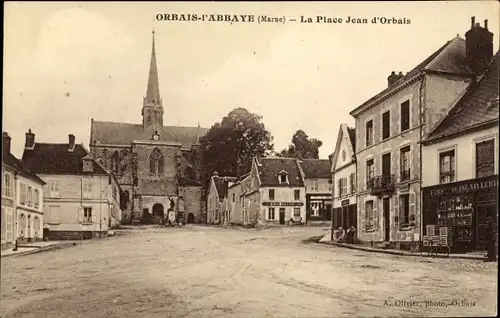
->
[1,225,497,317]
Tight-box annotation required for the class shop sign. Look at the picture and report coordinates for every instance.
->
[428,178,498,198]
[262,201,304,207]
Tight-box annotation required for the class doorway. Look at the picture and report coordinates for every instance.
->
[383,197,390,242]
[152,203,165,225]
[187,213,195,224]
[279,208,286,225]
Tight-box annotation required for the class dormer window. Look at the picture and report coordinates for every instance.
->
[278,170,289,185]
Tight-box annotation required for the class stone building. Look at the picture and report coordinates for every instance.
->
[206,171,237,224]
[21,132,122,240]
[2,132,45,249]
[299,159,332,224]
[331,124,357,231]
[89,31,208,224]
[349,17,493,250]
[421,51,499,253]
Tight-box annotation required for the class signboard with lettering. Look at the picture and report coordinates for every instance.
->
[427,176,498,198]
[262,201,304,207]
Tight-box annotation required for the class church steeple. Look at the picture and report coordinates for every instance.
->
[142,29,164,131]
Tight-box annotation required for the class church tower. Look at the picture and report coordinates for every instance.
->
[142,30,164,131]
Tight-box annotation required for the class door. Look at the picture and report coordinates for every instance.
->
[279,208,286,225]
[383,197,390,241]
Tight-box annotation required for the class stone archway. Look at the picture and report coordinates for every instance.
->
[152,203,165,225]
[187,213,195,224]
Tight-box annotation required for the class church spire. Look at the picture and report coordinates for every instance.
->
[146,29,161,105]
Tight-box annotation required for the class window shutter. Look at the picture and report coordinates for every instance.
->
[394,196,399,228]
[373,200,379,230]
[92,212,97,224]
[337,179,341,197]
[360,203,365,231]
[78,208,84,223]
[409,192,416,226]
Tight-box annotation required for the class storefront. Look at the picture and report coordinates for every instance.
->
[332,198,357,230]
[422,175,498,252]
[306,195,332,222]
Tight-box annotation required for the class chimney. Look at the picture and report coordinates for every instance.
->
[387,71,404,87]
[25,129,35,150]
[68,134,76,152]
[465,16,494,74]
[3,132,11,154]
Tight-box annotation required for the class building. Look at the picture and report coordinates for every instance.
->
[299,159,332,224]
[206,171,237,224]
[349,17,493,249]
[21,132,122,240]
[331,124,357,231]
[227,157,306,226]
[226,173,250,225]
[2,132,45,249]
[421,51,499,253]
[89,31,208,225]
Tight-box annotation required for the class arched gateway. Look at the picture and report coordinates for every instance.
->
[152,203,165,225]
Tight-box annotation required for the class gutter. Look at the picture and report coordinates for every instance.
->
[422,119,499,145]
[419,72,426,243]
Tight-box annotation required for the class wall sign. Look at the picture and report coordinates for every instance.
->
[428,177,498,198]
[262,202,304,207]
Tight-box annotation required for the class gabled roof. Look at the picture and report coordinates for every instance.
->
[211,175,238,199]
[299,159,331,179]
[347,127,356,151]
[331,124,356,172]
[2,152,45,184]
[22,143,107,175]
[90,120,209,147]
[350,36,473,116]
[424,52,500,143]
[255,157,304,187]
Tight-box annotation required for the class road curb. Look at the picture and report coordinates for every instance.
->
[1,242,76,258]
[317,241,487,260]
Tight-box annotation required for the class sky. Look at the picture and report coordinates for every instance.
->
[3,1,499,159]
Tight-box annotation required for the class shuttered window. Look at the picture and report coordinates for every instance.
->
[476,139,495,178]
[365,200,374,230]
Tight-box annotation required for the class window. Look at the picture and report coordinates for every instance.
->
[279,173,288,184]
[34,189,39,208]
[232,193,235,203]
[312,179,318,191]
[366,120,373,147]
[382,110,390,140]
[294,208,301,217]
[399,194,410,227]
[328,178,332,191]
[365,200,374,230]
[27,186,33,206]
[366,159,374,185]
[111,151,119,174]
[4,208,14,240]
[83,207,92,223]
[400,146,411,182]
[340,177,348,196]
[83,181,92,199]
[149,148,164,176]
[349,173,355,193]
[269,189,275,201]
[294,189,300,201]
[49,181,60,198]
[400,100,410,132]
[439,150,455,184]
[3,172,13,198]
[268,207,275,220]
[476,139,495,178]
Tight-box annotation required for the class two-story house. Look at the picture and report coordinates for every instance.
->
[349,17,493,250]
[331,124,357,231]
[421,51,499,253]
[206,171,237,224]
[299,159,332,224]
[227,157,306,226]
[21,131,122,240]
[2,132,45,249]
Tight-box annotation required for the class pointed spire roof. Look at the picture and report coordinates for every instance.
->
[146,29,161,105]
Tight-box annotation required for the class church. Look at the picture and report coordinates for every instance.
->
[89,31,209,225]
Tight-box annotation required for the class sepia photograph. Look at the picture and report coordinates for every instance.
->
[1,1,499,317]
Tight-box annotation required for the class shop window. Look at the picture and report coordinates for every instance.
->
[382,110,390,140]
[268,207,275,220]
[439,150,455,184]
[400,146,411,182]
[400,100,410,132]
[365,200,374,230]
[476,139,495,178]
[366,120,373,147]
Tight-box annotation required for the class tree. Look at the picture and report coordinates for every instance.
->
[200,108,274,182]
[280,130,323,159]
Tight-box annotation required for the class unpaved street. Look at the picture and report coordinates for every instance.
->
[1,225,497,318]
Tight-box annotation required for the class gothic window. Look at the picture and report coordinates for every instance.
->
[111,151,119,174]
[120,149,129,174]
[149,148,164,176]
[101,149,109,169]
